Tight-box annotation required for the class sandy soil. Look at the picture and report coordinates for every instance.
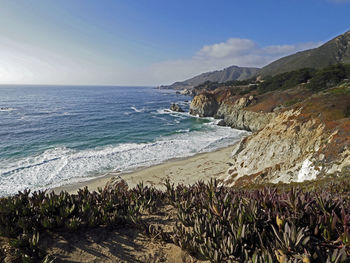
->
[53,145,234,194]
[40,205,208,263]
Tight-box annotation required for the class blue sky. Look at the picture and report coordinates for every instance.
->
[0,0,349,85]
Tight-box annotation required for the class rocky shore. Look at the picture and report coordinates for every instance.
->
[189,84,350,186]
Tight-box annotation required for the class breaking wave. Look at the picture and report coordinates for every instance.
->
[0,125,247,195]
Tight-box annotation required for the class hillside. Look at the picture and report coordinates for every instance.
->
[190,64,350,186]
[162,30,350,91]
[260,30,350,76]
[162,65,259,90]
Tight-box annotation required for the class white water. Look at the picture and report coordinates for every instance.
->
[130,106,146,113]
[0,123,248,195]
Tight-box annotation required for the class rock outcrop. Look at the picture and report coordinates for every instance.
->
[216,103,274,132]
[189,85,350,186]
[170,103,184,112]
[189,93,218,117]
[180,89,195,96]
[190,92,272,131]
[220,109,327,186]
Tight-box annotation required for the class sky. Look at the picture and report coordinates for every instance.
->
[0,0,349,86]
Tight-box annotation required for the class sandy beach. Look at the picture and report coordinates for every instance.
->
[53,145,235,194]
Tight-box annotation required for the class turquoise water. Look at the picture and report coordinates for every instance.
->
[0,85,247,195]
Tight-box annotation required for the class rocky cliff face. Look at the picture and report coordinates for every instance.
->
[215,103,274,132]
[189,93,218,117]
[190,92,273,132]
[189,85,350,185]
[221,109,327,186]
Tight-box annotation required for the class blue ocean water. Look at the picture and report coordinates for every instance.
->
[0,85,247,195]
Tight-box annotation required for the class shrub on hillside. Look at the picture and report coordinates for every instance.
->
[258,68,314,94]
[307,64,349,91]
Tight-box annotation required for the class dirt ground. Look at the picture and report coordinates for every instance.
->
[40,206,209,263]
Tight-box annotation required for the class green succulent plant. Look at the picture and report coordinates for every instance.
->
[1,177,350,262]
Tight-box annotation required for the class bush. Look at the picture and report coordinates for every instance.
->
[307,64,349,91]
[194,81,219,91]
[258,68,314,94]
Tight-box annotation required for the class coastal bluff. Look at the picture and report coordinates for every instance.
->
[189,84,350,186]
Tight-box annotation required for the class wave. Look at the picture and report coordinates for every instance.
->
[175,128,190,133]
[0,126,248,196]
[155,108,215,122]
[156,108,192,118]
[15,110,73,121]
[156,109,170,115]
[131,106,145,113]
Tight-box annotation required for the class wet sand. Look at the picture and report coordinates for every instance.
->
[53,145,234,194]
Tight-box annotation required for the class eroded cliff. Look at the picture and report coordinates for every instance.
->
[189,83,350,185]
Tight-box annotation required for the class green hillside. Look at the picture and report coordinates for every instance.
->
[260,30,350,77]
[163,65,260,90]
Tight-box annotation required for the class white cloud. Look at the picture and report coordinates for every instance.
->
[145,38,322,85]
[196,38,256,58]
[0,36,322,86]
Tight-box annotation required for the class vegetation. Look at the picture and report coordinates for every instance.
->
[259,30,350,77]
[193,78,259,98]
[283,98,302,107]
[307,64,350,92]
[1,176,350,262]
[328,82,350,95]
[257,64,350,94]
[194,78,256,91]
[168,66,260,90]
[194,80,221,91]
[194,64,350,97]
[0,181,163,262]
[258,68,314,94]
[220,78,256,87]
[168,178,350,262]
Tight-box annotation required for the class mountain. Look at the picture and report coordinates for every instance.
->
[162,66,260,90]
[163,30,350,90]
[260,30,350,77]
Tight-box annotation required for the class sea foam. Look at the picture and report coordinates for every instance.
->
[0,124,247,196]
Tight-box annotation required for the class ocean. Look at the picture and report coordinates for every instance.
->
[0,85,247,196]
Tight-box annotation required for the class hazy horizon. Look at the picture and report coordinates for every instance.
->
[0,0,349,86]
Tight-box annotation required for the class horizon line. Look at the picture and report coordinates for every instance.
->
[0,83,158,88]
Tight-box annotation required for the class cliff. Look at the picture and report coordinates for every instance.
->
[189,81,350,186]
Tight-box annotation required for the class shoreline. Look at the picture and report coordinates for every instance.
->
[52,144,236,194]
